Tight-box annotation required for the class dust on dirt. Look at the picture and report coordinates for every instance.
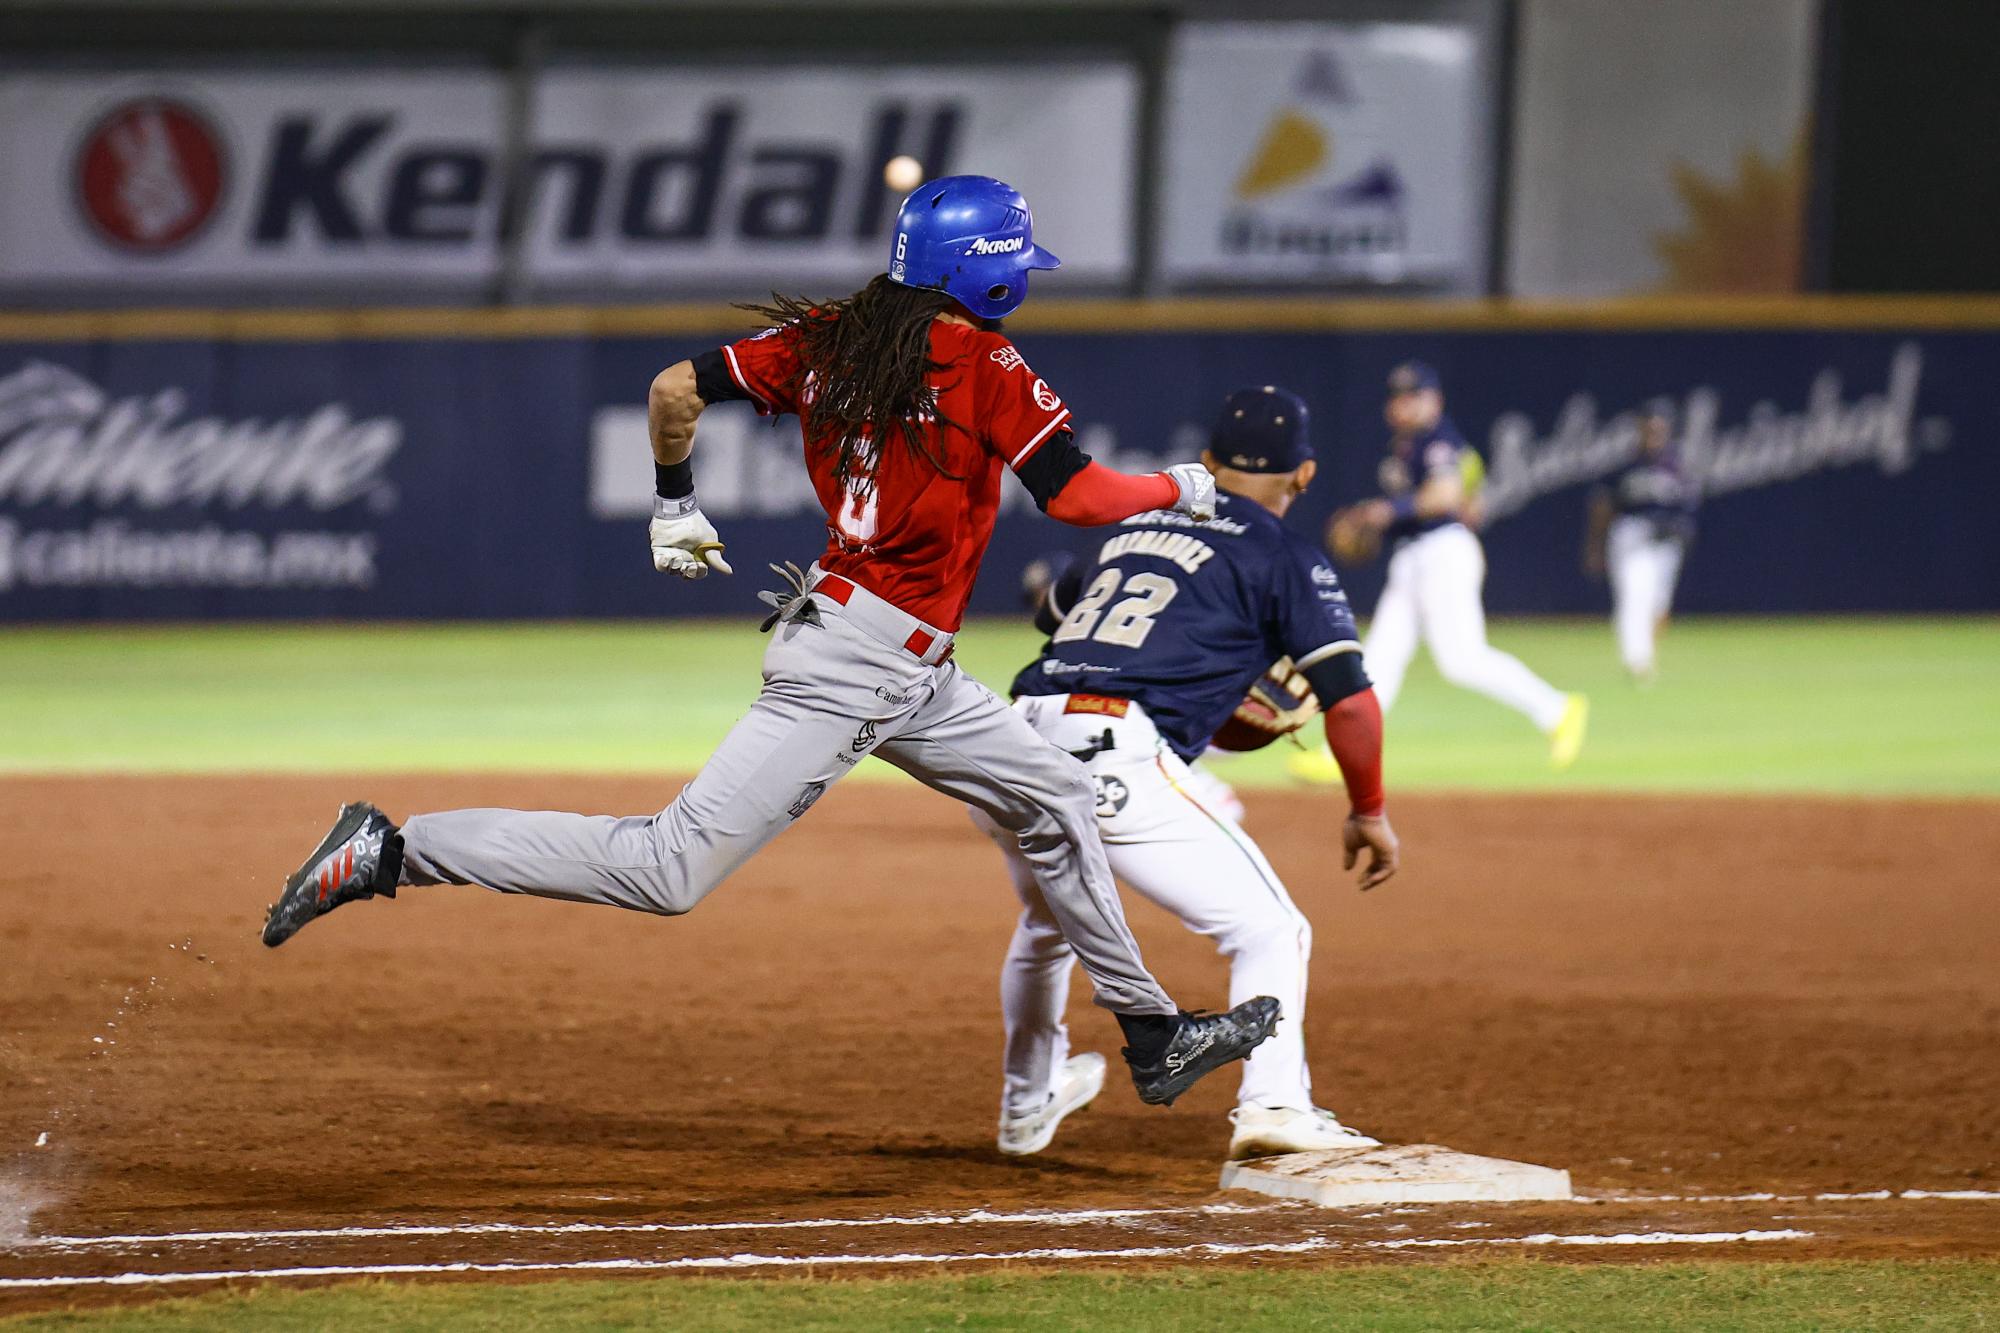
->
[0,775,1993,1304]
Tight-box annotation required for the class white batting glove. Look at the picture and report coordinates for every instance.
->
[649,495,733,579]
[1163,462,1217,522]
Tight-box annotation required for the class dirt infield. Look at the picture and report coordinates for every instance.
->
[2,775,1996,1308]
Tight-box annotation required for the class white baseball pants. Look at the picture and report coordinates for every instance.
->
[978,696,1316,1117]
[399,572,1178,1017]
[1364,524,1568,732]
[1608,516,1686,676]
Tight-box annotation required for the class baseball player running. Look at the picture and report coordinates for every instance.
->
[976,386,1401,1160]
[1584,407,1698,683]
[260,175,1280,1109]
[1294,361,1587,784]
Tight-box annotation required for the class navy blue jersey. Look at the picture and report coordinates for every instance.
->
[1605,456,1698,540]
[1012,494,1361,761]
[1379,415,1484,548]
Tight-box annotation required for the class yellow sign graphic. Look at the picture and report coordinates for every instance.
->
[1233,109,1330,200]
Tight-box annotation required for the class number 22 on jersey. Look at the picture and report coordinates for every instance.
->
[1053,568,1179,648]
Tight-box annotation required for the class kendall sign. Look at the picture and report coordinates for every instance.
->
[0,65,1136,297]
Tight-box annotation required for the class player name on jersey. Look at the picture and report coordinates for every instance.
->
[1098,528,1218,575]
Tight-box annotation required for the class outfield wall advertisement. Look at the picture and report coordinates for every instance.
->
[0,322,1992,620]
[0,65,1136,299]
[1160,23,1488,290]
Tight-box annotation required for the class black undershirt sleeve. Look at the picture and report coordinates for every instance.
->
[689,348,749,405]
[1013,429,1091,512]
[1302,651,1373,711]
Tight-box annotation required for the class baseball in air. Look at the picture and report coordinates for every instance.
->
[883,155,925,193]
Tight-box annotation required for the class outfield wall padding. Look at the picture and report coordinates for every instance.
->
[1,312,1993,620]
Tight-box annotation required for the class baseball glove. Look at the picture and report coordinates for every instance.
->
[1327,506,1382,567]
[1210,657,1321,752]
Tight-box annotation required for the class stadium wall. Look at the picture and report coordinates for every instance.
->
[1,298,1994,621]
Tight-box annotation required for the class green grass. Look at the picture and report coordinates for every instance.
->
[7,1262,1999,1331]
[2,617,1995,795]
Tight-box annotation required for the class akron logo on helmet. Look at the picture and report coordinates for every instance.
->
[74,97,228,254]
[967,235,1025,256]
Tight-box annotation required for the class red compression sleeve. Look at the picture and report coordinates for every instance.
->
[1044,462,1178,527]
[1323,688,1387,817]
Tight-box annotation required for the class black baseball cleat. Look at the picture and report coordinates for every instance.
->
[262,802,403,948]
[1122,996,1283,1107]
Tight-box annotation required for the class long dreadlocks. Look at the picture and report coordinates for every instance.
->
[742,275,980,492]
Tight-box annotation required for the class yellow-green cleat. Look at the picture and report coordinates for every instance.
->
[1550,693,1590,770]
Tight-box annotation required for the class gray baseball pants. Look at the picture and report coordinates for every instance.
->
[398,573,1177,1016]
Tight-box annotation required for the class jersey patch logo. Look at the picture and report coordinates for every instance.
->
[1032,378,1061,410]
[851,719,879,752]
[1093,775,1130,818]
[1064,694,1130,718]
[989,345,1025,372]
[967,235,1025,256]
[787,781,827,820]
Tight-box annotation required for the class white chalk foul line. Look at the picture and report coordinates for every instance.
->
[1597,1190,2000,1205]
[0,1229,1813,1291]
[1377,1229,1813,1250]
[24,1187,1994,1254]
[18,1203,1284,1253]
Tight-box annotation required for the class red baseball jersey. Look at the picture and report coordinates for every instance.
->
[722,318,1072,632]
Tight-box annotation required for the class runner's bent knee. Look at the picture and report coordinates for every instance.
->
[1212,902,1311,961]
[1007,909,1071,964]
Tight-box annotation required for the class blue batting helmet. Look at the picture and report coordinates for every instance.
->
[886,175,1062,320]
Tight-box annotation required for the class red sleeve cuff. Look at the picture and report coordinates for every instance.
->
[1044,462,1178,527]
[1323,688,1386,817]
[721,343,773,414]
[1008,409,1073,468]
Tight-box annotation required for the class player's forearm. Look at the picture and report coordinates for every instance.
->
[1411,475,1462,520]
[1044,462,1179,526]
[1322,689,1386,817]
[1583,494,1612,567]
[648,361,704,466]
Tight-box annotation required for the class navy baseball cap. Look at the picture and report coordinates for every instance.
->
[1210,385,1312,473]
[1386,360,1441,395]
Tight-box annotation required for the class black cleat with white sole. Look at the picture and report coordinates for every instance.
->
[1123,996,1282,1107]
[262,802,402,948]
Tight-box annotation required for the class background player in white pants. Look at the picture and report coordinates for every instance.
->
[1294,361,1588,782]
[258,175,1281,1112]
[978,387,1402,1161]
[1585,408,1699,682]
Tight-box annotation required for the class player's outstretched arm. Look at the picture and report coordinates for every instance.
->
[1412,469,1465,520]
[649,360,703,467]
[1582,487,1613,579]
[645,360,733,580]
[1024,433,1216,526]
[1325,690,1399,890]
[1299,651,1399,890]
